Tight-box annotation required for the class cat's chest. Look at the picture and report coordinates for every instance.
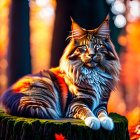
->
[80,67,112,94]
[81,67,100,84]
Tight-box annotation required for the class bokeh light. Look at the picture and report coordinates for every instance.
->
[30,0,56,73]
[0,0,10,94]
[36,0,49,7]
[129,0,140,17]
[111,1,126,15]
[114,14,126,28]
[38,6,54,19]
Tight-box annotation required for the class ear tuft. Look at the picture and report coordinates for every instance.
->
[105,14,109,21]
[96,15,110,38]
[70,17,74,23]
[71,18,85,39]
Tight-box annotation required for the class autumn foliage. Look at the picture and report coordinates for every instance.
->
[129,124,140,140]
[55,133,67,140]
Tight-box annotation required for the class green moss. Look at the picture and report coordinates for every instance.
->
[0,110,130,140]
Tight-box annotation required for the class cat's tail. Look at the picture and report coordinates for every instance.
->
[0,88,62,119]
[0,89,25,115]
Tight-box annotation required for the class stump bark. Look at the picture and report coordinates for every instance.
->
[0,110,130,140]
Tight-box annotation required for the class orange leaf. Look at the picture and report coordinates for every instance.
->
[55,133,67,140]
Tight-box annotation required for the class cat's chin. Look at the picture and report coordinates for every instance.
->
[85,61,98,68]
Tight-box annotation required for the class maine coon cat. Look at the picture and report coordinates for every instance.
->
[0,16,120,130]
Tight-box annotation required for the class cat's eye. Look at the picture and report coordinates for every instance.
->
[82,45,87,49]
[94,45,100,50]
[96,45,100,49]
[94,44,105,50]
[77,45,87,50]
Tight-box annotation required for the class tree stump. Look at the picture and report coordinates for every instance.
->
[0,110,130,140]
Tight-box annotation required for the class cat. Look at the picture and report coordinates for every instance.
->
[0,16,120,131]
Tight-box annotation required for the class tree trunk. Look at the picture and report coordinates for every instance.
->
[7,0,31,86]
[0,110,130,140]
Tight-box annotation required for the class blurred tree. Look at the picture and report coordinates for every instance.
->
[50,0,111,67]
[7,0,31,86]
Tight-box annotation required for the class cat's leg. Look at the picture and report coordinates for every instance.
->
[67,102,100,130]
[98,110,114,130]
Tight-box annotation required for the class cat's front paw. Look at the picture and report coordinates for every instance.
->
[85,117,100,130]
[99,116,114,130]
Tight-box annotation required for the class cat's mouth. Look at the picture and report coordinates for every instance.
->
[85,60,98,68]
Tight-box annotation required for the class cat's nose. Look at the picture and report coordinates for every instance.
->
[89,48,95,57]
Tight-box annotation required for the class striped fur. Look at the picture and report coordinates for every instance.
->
[0,18,120,130]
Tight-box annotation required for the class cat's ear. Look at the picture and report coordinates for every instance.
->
[96,15,109,38]
[71,17,85,39]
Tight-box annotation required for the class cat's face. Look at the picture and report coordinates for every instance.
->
[68,36,117,68]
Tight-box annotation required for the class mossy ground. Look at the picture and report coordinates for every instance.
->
[0,110,130,140]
